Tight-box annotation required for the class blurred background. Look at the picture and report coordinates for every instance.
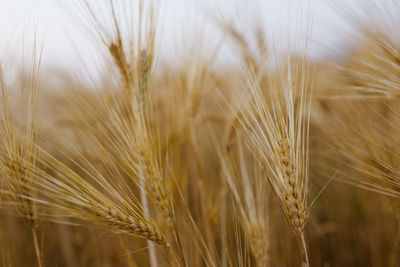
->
[0,0,361,77]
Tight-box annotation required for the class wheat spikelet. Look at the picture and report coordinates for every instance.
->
[0,66,38,227]
[0,40,45,266]
[234,58,311,264]
[109,37,132,90]
[7,146,170,249]
[248,224,269,267]
[71,1,181,265]
[77,0,172,223]
[90,202,166,244]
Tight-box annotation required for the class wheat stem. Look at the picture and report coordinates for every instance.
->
[140,170,159,267]
[32,228,44,267]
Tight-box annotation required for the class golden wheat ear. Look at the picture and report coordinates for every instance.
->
[67,1,184,266]
[0,32,45,266]
[233,57,312,264]
[6,146,169,246]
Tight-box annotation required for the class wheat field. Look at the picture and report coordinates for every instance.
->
[0,0,400,266]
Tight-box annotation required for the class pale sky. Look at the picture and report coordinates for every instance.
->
[0,0,363,80]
